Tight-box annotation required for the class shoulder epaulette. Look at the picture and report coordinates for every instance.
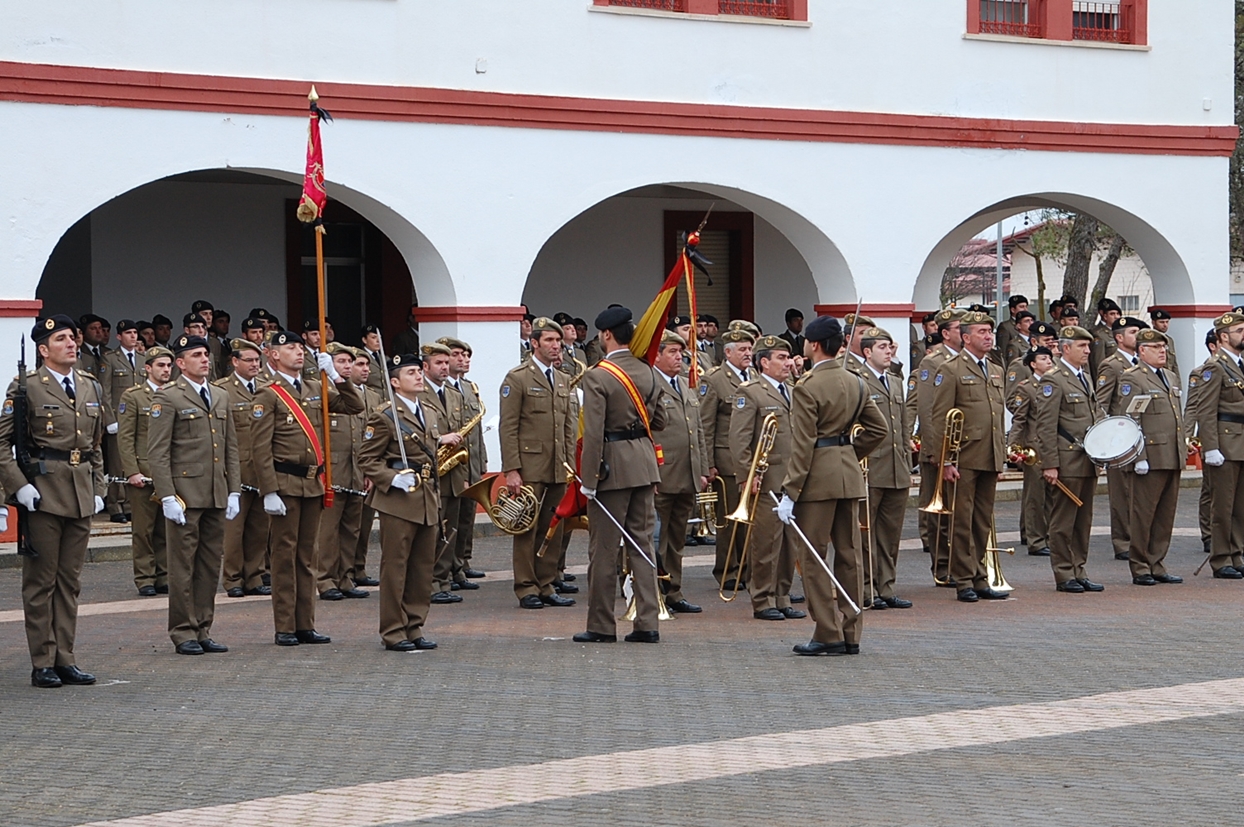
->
[377,401,392,412]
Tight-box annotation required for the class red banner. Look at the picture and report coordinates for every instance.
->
[296,89,330,224]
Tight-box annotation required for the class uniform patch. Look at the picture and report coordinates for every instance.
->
[736,396,747,409]
[501,385,510,398]
[920,369,929,381]
[1189,376,1199,388]
[1,399,11,416]
[150,403,162,418]
[117,401,126,414]
[1204,370,1214,381]
[907,377,916,391]
[1042,384,1053,397]
[1097,375,1108,386]
[1121,383,1131,396]
[934,374,943,386]
[1007,370,1016,382]
[363,425,375,440]
[252,404,264,418]
[700,383,708,396]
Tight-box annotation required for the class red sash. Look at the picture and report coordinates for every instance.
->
[270,382,326,472]
[596,359,663,465]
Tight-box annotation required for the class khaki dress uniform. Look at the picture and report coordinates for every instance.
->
[781,359,885,646]
[1089,321,1117,379]
[1186,358,1213,550]
[364,349,387,394]
[391,327,421,360]
[929,349,1007,593]
[1096,349,1140,559]
[0,366,105,671]
[148,377,240,646]
[1033,361,1103,585]
[498,358,576,601]
[75,344,109,385]
[421,379,468,596]
[1192,349,1244,574]
[730,376,797,614]
[654,369,709,607]
[579,351,668,637]
[252,372,363,636]
[994,318,1019,367]
[101,347,145,519]
[448,376,487,581]
[859,363,911,603]
[300,347,322,384]
[314,386,370,596]
[906,345,955,578]
[216,372,270,594]
[1006,377,1051,555]
[358,398,442,646]
[116,381,167,591]
[350,385,387,585]
[699,361,752,584]
[1114,360,1183,579]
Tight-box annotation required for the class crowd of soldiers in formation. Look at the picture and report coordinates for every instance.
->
[5,291,1235,687]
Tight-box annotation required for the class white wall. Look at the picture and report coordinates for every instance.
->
[1008,248,1154,319]
[1,1,1232,127]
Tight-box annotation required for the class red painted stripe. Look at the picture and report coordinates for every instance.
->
[1146,304,1235,319]
[814,303,917,318]
[411,306,526,323]
[0,61,1235,157]
[0,299,44,318]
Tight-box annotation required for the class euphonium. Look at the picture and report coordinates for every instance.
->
[459,475,541,535]
[437,403,486,475]
[719,412,779,602]
[920,408,964,516]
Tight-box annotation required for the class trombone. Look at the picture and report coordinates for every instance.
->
[854,423,876,608]
[984,516,1014,592]
[920,408,963,587]
[718,413,778,602]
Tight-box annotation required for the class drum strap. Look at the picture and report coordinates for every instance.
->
[1057,426,1081,447]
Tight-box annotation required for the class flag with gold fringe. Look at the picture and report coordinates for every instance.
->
[628,225,713,386]
[296,86,333,224]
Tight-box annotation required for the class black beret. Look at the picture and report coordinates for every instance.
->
[361,324,381,337]
[1098,298,1121,313]
[1015,310,1036,322]
[171,334,209,355]
[136,320,153,331]
[115,319,139,333]
[242,317,264,331]
[151,314,173,326]
[388,352,422,373]
[668,315,692,329]
[1208,329,1220,345]
[248,308,271,320]
[784,308,804,321]
[302,320,316,332]
[572,317,587,327]
[1008,295,1029,308]
[1111,316,1148,332]
[595,305,633,331]
[1030,321,1058,338]
[921,312,938,324]
[183,313,206,327]
[78,313,105,328]
[552,312,573,326]
[32,314,77,342]
[701,314,719,325]
[804,315,842,342]
[1150,308,1172,321]
[1022,346,1053,367]
[1061,307,1080,319]
[271,330,303,346]
[522,313,536,322]
[191,299,214,313]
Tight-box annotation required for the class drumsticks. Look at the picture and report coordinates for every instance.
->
[1048,477,1084,508]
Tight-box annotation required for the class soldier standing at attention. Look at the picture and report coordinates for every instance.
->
[117,345,173,597]
[218,338,272,598]
[1005,346,1056,558]
[1193,312,1244,579]
[252,330,363,646]
[1096,316,1147,561]
[345,346,387,590]
[1149,309,1181,389]
[0,315,107,687]
[101,319,145,524]
[419,343,468,605]
[439,336,490,588]
[148,335,241,655]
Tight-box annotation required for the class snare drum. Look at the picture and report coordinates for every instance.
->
[1081,416,1144,468]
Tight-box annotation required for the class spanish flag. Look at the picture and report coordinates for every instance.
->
[629,241,704,385]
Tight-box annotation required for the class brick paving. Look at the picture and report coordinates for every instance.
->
[1,491,1240,827]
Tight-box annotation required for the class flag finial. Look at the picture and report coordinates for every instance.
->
[308,85,319,103]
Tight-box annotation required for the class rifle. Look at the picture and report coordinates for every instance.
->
[12,336,40,557]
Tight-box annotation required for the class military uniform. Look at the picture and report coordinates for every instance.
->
[1006,376,1051,555]
[0,360,106,675]
[1096,348,1140,560]
[314,379,370,598]
[906,344,956,579]
[362,347,387,394]
[498,356,576,603]
[654,362,709,610]
[1089,320,1117,379]
[391,326,421,361]
[1005,333,1031,366]
[699,360,753,585]
[994,318,1019,366]
[147,371,240,648]
[252,367,363,638]
[1192,345,1244,575]
[101,346,145,519]
[357,395,441,648]
[420,377,468,598]
[447,374,486,583]
[1186,356,1213,551]
[216,370,271,595]
[858,359,911,604]
[116,380,166,592]
[349,384,387,586]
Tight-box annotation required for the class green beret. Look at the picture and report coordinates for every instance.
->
[228,338,260,357]
[860,326,892,342]
[1214,312,1244,331]
[144,346,174,361]
[720,328,755,345]
[436,336,471,353]
[1136,328,1170,346]
[1059,325,1095,342]
[727,319,761,338]
[754,334,791,353]
[935,308,967,325]
[661,330,687,348]
[960,311,996,329]
[531,317,564,337]
[420,343,452,358]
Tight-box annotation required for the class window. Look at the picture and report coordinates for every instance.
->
[1117,295,1140,314]
[979,1,1042,39]
[1072,1,1132,43]
[606,0,686,10]
[593,0,807,22]
[719,0,791,20]
[968,0,1146,46]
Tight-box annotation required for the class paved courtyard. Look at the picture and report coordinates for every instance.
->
[2,490,1240,827]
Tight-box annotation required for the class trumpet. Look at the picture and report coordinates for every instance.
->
[1188,435,1202,456]
[719,412,778,602]
[437,403,486,475]
[920,408,963,587]
[688,477,727,543]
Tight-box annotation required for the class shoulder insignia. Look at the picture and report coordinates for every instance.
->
[117,401,126,414]
[1204,369,1214,381]
[1007,370,1016,382]
[1042,384,1053,397]
[363,425,375,441]
[1097,375,1108,386]
[252,403,264,418]
[920,369,929,381]
[736,395,747,409]
[501,385,510,398]
[934,373,943,386]
[1189,376,1199,387]
[1121,383,1131,396]
[378,401,392,412]
[150,403,162,418]
[1,399,11,416]
[907,377,916,391]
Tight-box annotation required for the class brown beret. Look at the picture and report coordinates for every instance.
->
[720,328,755,345]
[1059,325,1095,342]
[754,334,791,353]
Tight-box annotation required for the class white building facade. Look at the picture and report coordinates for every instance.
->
[0,0,1236,467]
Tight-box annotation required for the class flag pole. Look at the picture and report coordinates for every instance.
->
[308,85,334,508]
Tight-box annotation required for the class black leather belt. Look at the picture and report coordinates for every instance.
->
[605,428,646,442]
[34,448,85,465]
[814,435,852,449]
[274,461,322,479]
[1218,413,1244,425]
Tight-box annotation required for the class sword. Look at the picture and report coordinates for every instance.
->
[769,491,860,615]
[569,467,656,570]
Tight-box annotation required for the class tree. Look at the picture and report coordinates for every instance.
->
[1231,1,1244,262]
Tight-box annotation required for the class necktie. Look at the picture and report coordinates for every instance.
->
[247,380,255,395]
[414,403,425,430]
[978,359,988,378]
[1237,358,1243,377]
[200,387,211,409]
[293,378,302,393]
[438,388,446,409]
[671,377,680,395]
[880,373,889,393]
[1078,372,1091,394]
[545,368,555,390]
[63,378,75,401]
[1158,369,1170,391]
[779,383,790,405]
[127,352,135,370]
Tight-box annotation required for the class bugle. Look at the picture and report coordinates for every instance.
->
[1012,443,1084,507]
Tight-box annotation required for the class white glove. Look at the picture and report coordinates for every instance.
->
[263,492,287,516]
[15,484,40,511]
[392,470,419,492]
[580,487,597,501]
[1205,449,1226,467]
[0,508,7,534]
[161,496,185,525]
[225,492,240,520]
[106,422,119,435]
[776,494,796,525]
[316,351,340,382]
[94,495,106,515]
[1134,460,1149,475]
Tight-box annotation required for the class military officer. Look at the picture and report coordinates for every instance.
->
[1149,309,1181,389]
[357,353,441,651]
[1004,311,1036,364]
[841,313,876,375]
[75,314,110,384]
[147,335,241,654]
[499,318,577,609]
[1033,325,1106,593]
[652,330,709,615]
[1005,346,1056,557]
[910,313,939,371]
[391,305,422,358]
[730,335,804,620]
[440,336,490,586]
[252,330,363,646]
[1088,298,1122,378]
[314,343,372,601]
[929,311,1009,603]
[854,328,914,609]
[217,338,271,599]
[778,309,805,357]
[419,343,469,604]
[360,324,388,393]
[699,327,755,589]
[240,317,266,347]
[190,300,226,380]
[994,294,1029,365]
[346,347,386,589]
[574,305,668,644]
[1096,316,1147,561]
[552,314,587,383]
[117,345,173,596]
[301,321,325,383]
[100,319,145,523]
[1192,312,1244,579]
[775,315,885,656]
[1004,321,1059,396]
[518,313,535,363]
[695,315,719,369]
[1187,330,1218,557]
[1115,328,1185,586]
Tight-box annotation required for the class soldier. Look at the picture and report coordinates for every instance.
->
[117,345,173,596]
[1004,311,1036,364]
[1115,328,1185,586]
[360,325,388,393]
[136,320,156,351]
[252,330,363,646]
[1005,346,1056,558]
[1089,298,1122,378]
[573,305,668,643]
[553,316,587,382]
[1,315,107,687]
[1192,312,1244,579]
[314,343,372,601]
[1033,325,1106,593]
[929,311,1010,603]
[1004,321,1059,396]
[347,347,385,589]
[519,313,535,363]
[499,318,577,610]
[241,317,266,347]
[301,321,325,384]
[439,336,490,587]
[854,328,914,609]
[573,318,592,365]
[694,315,718,369]
[841,313,876,375]
[391,305,422,358]
[1149,309,1181,389]
[357,352,441,651]
[1096,316,1148,561]
[190,300,225,380]
[994,294,1029,365]
[910,313,939,371]
[778,309,805,357]
[217,338,271,599]
[699,327,756,590]
[1187,330,1218,557]
[147,335,241,655]
[651,330,709,615]
[730,334,804,620]
[418,343,469,604]
[775,315,885,655]
[152,314,174,347]
[75,314,110,384]
[100,319,145,525]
